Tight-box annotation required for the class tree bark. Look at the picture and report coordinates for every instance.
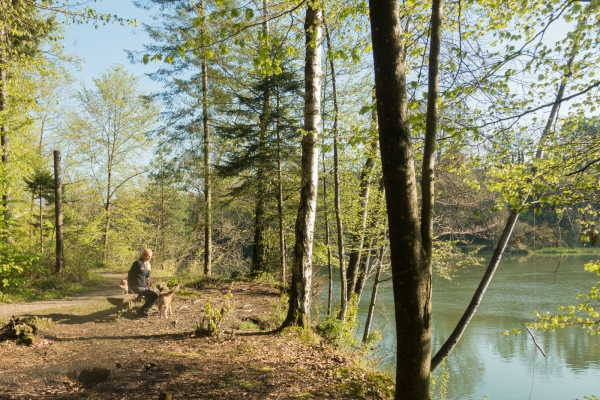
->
[368,0,443,397]
[322,153,333,316]
[54,150,64,274]
[0,62,12,244]
[324,22,347,321]
[276,87,287,281]
[39,186,43,253]
[201,0,212,276]
[430,53,576,372]
[348,136,378,296]
[252,0,271,274]
[281,4,322,328]
[362,242,386,343]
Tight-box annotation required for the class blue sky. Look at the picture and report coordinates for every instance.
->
[61,0,162,93]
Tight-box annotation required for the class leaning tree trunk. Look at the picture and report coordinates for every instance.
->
[348,94,379,295]
[54,150,64,274]
[362,242,387,343]
[201,0,212,277]
[430,52,577,372]
[367,0,443,397]
[281,4,322,328]
[347,137,378,296]
[324,21,348,321]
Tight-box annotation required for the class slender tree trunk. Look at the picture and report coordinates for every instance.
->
[276,88,287,281]
[281,4,322,328]
[201,0,212,276]
[161,185,166,270]
[253,0,271,274]
[54,150,64,274]
[368,0,443,397]
[103,165,112,263]
[355,179,385,301]
[39,191,43,253]
[0,62,12,244]
[324,22,347,321]
[355,237,374,300]
[431,52,576,372]
[322,153,333,316]
[362,242,387,343]
[347,138,378,295]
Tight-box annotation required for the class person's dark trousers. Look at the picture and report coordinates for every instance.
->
[132,287,158,315]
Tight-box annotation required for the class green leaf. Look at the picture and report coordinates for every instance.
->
[245,8,254,21]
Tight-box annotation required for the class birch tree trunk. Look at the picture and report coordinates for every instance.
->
[281,4,322,328]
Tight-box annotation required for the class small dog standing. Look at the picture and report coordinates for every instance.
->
[119,279,129,294]
[156,282,180,319]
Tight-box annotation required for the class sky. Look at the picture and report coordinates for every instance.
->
[60,0,162,93]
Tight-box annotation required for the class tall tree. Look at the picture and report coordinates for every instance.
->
[281,3,322,328]
[66,65,158,264]
[367,0,444,398]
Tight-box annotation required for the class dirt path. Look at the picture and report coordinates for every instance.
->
[0,273,124,320]
[0,279,392,399]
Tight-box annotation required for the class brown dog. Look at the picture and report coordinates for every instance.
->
[119,279,129,294]
[156,282,180,319]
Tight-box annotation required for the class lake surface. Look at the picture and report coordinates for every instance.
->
[318,254,600,400]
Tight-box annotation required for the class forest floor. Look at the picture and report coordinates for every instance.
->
[0,273,393,399]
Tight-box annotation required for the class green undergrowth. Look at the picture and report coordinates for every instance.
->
[0,272,108,304]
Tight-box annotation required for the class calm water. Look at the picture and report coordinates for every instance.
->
[319,254,600,399]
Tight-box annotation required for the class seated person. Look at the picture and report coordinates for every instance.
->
[127,248,158,317]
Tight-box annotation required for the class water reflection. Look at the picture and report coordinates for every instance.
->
[318,254,600,399]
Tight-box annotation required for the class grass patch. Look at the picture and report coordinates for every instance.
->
[336,366,395,399]
[229,344,257,356]
[0,272,108,304]
[239,320,259,331]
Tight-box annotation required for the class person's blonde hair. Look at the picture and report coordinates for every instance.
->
[140,248,153,258]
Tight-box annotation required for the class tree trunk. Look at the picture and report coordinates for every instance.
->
[161,185,166,270]
[39,190,43,253]
[324,22,347,321]
[354,237,374,301]
[276,87,287,281]
[362,242,387,343]
[0,62,12,244]
[252,0,271,274]
[347,137,378,296]
[281,4,322,328]
[103,164,112,263]
[54,150,64,274]
[430,52,576,372]
[322,153,333,316]
[201,0,212,277]
[367,0,443,397]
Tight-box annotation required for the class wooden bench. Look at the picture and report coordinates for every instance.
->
[106,294,141,311]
